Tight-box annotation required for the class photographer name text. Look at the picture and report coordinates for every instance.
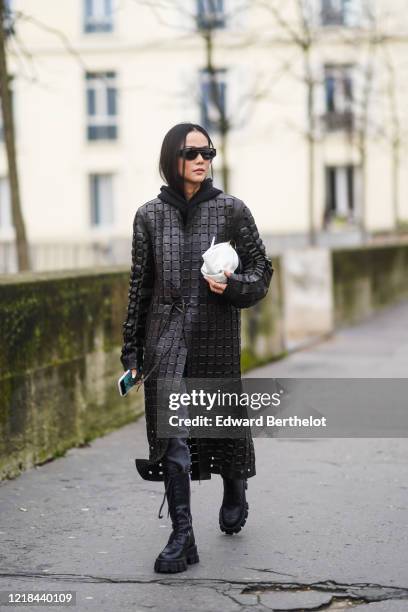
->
[168,415,327,428]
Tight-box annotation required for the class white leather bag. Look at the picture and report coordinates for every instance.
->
[201,236,239,283]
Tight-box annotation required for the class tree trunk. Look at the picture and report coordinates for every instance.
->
[204,29,229,192]
[0,0,30,271]
[304,47,316,246]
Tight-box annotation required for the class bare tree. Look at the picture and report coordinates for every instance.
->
[133,0,272,193]
[382,44,402,232]
[0,2,129,272]
[297,0,318,245]
[346,3,379,243]
[199,1,231,191]
[377,34,407,234]
[333,2,408,241]
[256,0,321,245]
[0,0,30,270]
[256,0,408,244]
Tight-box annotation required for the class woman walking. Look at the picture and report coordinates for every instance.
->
[120,122,273,574]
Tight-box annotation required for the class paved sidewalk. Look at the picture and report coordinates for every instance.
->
[1,300,408,611]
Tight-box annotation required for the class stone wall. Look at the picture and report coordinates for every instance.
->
[332,244,408,326]
[2,243,407,479]
[0,261,284,479]
[281,248,333,349]
[0,267,143,479]
[280,243,408,347]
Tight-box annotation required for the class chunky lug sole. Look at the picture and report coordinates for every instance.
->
[219,501,249,535]
[219,480,249,535]
[154,543,200,573]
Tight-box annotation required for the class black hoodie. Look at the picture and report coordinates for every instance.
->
[157,178,223,226]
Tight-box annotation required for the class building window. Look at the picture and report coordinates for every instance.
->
[84,0,113,33]
[89,174,114,227]
[200,68,227,133]
[3,0,15,36]
[320,0,357,26]
[196,0,226,30]
[86,71,118,141]
[323,64,353,131]
[0,177,12,231]
[324,165,357,223]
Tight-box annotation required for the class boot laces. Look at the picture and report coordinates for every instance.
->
[157,465,191,519]
[158,475,172,519]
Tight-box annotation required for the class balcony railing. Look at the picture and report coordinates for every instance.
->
[321,8,347,26]
[196,11,225,30]
[321,110,354,132]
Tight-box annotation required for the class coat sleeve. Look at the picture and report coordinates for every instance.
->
[220,200,274,309]
[120,208,155,371]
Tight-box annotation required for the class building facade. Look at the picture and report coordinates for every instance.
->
[1,0,408,271]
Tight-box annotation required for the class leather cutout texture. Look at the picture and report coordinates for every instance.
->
[121,194,274,481]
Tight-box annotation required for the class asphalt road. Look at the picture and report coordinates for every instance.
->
[1,299,408,611]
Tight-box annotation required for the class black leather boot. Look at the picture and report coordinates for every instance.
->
[154,461,199,573]
[219,476,249,535]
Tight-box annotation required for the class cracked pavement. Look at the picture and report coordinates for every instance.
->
[1,299,408,611]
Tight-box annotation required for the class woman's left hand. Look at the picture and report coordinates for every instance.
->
[204,270,232,294]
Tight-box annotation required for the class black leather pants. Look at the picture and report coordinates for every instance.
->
[163,363,191,473]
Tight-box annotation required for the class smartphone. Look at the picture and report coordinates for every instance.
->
[118,369,142,397]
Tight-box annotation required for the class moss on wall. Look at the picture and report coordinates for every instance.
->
[0,261,284,480]
[0,259,283,480]
[0,267,143,480]
[0,269,129,377]
[241,257,284,364]
[2,244,406,480]
[332,244,408,326]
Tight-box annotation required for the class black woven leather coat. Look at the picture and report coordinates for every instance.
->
[120,188,274,482]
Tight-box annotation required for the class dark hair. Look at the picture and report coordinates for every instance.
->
[159,122,215,194]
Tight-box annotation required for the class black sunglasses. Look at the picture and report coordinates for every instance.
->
[179,147,217,161]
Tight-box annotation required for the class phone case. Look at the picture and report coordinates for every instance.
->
[118,369,142,397]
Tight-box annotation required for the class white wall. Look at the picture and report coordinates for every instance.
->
[0,0,408,248]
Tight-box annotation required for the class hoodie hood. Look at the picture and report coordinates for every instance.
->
[157,177,222,225]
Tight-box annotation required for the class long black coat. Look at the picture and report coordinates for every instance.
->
[120,190,273,482]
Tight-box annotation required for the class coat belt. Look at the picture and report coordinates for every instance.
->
[135,289,192,389]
